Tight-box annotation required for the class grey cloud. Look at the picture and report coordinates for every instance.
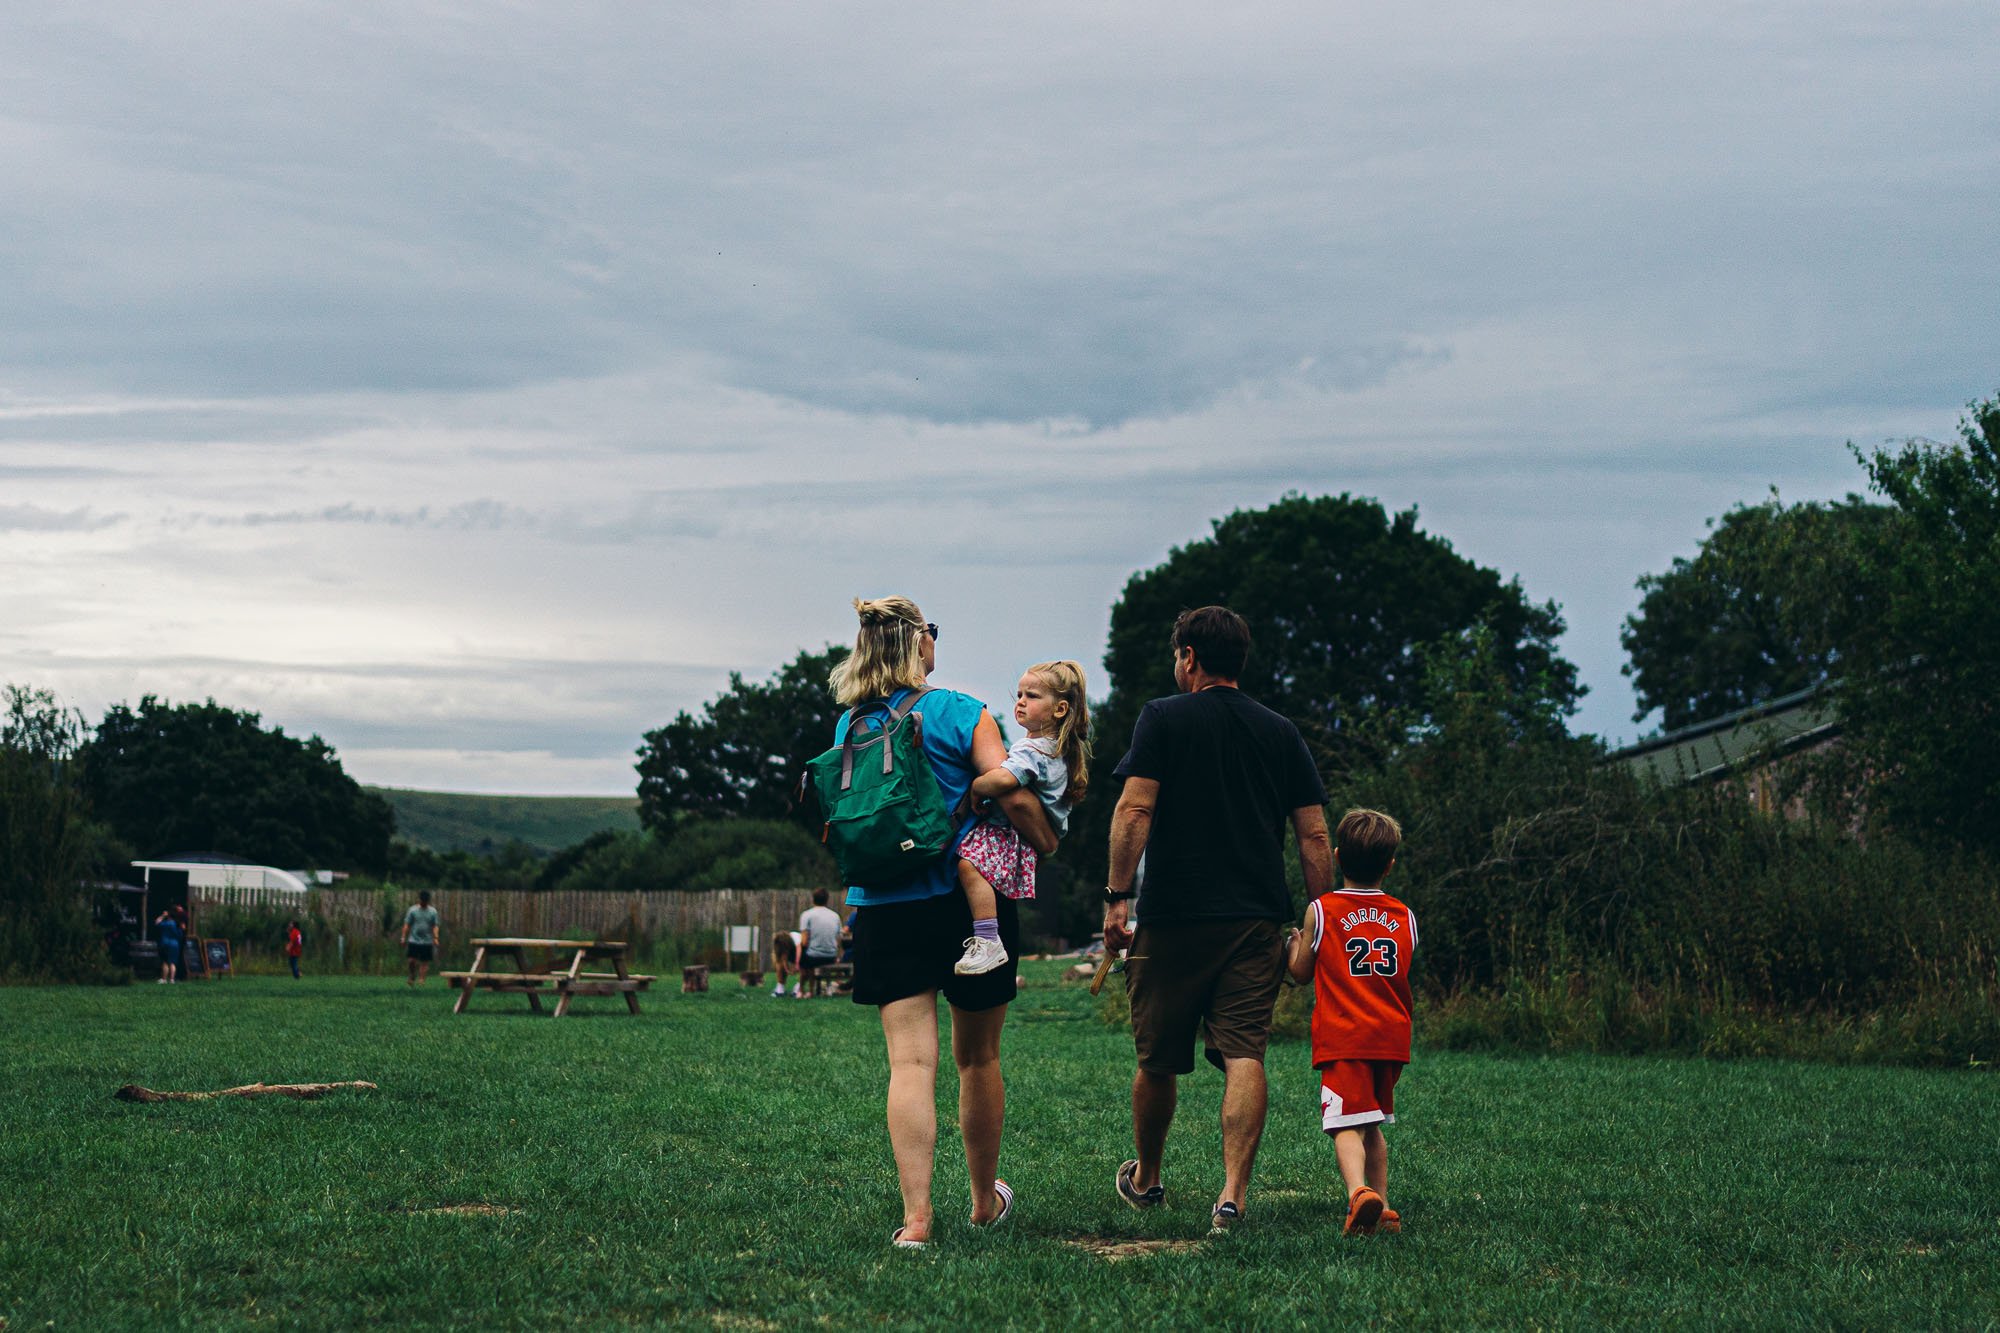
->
[540,496,726,545]
[0,463,125,480]
[190,496,721,543]
[5,5,1994,425]
[213,500,528,530]
[0,504,125,532]
[0,402,381,446]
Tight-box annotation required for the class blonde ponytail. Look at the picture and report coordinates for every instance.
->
[1027,659,1091,804]
[829,596,930,704]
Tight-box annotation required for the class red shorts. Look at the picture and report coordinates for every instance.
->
[1320,1060,1401,1131]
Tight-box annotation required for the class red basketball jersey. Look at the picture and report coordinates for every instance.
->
[1310,887,1417,1065]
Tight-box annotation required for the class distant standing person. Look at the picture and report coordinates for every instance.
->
[1102,606,1332,1235]
[401,890,441,986]
[285,919,305,979]
[796,888,843,998]
[154,905,184,984]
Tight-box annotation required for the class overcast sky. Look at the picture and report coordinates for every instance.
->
[3,3,1995,794]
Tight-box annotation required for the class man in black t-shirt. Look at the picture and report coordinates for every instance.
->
[1102,606,1333,1234]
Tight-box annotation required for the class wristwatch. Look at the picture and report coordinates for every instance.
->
[1102,885,1136,903]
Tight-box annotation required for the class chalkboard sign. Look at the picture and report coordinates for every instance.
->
[182,938,206,979]
[203,938,232,977]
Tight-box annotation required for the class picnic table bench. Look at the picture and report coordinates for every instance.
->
[807,962,854,996]
[446,938,655,1017]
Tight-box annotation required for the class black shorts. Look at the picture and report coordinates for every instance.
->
[850,891,1017,1011]
[800,952,837,971]
[406,943,435,962]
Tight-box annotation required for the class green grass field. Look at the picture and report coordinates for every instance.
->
[4,966,1996,1330]
[366,787,640,855]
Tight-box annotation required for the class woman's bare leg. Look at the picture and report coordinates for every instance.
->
[880,992,941,1241]
[951,999,1009,1223]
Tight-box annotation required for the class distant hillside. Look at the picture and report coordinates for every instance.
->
[368,787,642,856]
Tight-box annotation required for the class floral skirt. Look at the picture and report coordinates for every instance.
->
[957,821,1039,900]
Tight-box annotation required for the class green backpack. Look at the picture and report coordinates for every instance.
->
[805,689,956,888]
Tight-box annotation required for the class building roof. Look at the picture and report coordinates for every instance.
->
[1604,682,1841,785]
[131,861,312,895]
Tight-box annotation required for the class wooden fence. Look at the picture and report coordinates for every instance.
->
[213,886,851,958]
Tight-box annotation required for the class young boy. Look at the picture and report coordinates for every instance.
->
[1285,808,1415,1236]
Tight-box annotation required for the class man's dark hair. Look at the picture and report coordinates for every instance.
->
[418,890,432,905]
[812,887,830,906]
[1171,605,1252,680]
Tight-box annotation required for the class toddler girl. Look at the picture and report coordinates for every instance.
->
[954,660,1091,975]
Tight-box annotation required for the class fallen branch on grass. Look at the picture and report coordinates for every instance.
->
[114,1081,378,1103]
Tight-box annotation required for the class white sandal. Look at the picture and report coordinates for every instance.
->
[974,1178,1013,1227]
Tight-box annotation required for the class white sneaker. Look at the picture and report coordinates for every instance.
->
[954,936,1009,976]
[771,985,784,997]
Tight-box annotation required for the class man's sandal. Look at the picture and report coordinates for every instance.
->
[890,1226,930,1250]
[1379,1206,1401,1233]
[1208,1201,1243,1236]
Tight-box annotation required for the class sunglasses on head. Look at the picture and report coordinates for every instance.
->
[923,622,940,641]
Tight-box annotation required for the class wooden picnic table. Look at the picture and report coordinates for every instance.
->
[445,938,655,1018]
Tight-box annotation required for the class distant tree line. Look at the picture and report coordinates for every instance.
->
[7,391,1995,1030]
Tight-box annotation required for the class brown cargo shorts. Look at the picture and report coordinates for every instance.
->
[1125,917,1286,1075]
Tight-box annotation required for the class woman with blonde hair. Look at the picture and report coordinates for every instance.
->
[829,596,1057,1248]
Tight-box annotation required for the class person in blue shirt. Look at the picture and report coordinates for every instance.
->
[154,905,185,983]
[831,596,1055,1250]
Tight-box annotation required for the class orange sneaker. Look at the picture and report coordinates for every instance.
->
[1344,1186,1385,1236]
[1379,1206,1401,1233]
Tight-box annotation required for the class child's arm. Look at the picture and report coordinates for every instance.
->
[969,766,1024,800]
[1285,905,1316,984]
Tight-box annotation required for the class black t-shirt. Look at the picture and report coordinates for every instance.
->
[1112,687,1327,924]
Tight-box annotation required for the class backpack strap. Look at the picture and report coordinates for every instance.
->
[837,688,935,790]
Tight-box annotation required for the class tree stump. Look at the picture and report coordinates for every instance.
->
[739,970,765,988]
[681,964,709,993]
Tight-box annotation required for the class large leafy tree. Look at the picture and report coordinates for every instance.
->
[1100,493,1581,772]
[636,646,850,838]
[80,696,393,872]
[1,685,108,980]
[1620,494,1900,729]
[1046,494,1581,938]
[1837,394,2000,849]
